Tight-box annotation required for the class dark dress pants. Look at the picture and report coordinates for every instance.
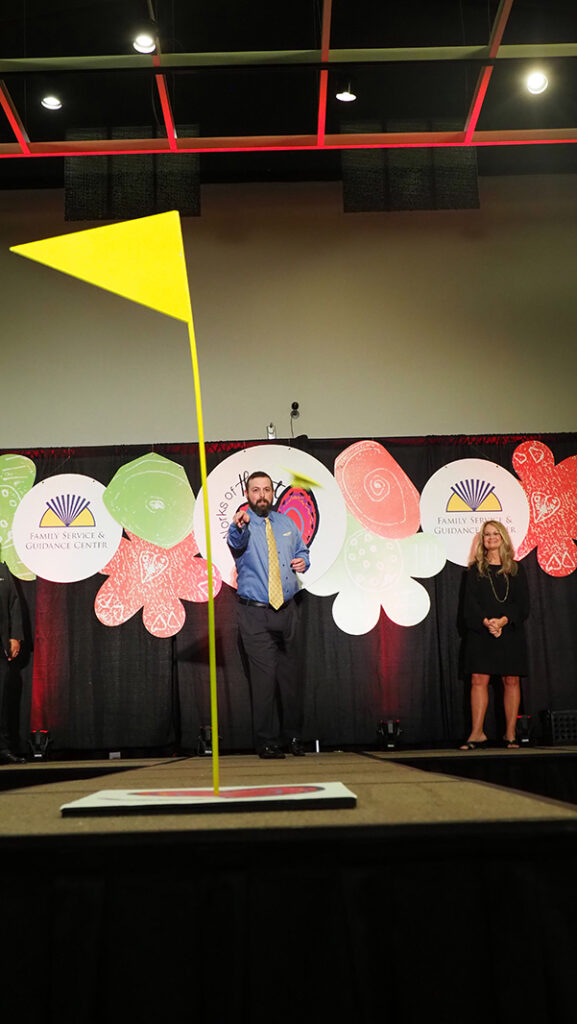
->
[237,600,303,750]
[0,656,17,753]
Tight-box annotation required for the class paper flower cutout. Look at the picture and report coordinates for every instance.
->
[276,486,319,545]
[103,452,195,549]
[512,440,577,577]
[0,453,37,580]
[335,440,420,538]
[95,530,222,638]
[306,513,446,635]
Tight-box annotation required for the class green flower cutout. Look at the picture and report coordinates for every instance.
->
[0,454,36,580]
[103,453,195,549]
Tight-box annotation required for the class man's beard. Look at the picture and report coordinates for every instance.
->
[247,498,272,517]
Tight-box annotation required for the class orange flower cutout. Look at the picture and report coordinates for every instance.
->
[95,530,222,637]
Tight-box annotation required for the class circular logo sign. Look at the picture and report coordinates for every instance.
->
[420,459,529,566]
[12,473,122,582]
[193,445,347,588]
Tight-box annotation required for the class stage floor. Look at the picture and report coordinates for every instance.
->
[4,749,577,1022]
[3,747,577,841]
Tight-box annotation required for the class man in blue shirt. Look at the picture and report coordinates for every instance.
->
[227,471,310,759]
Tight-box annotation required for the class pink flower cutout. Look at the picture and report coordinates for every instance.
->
[513,440,577,577]
[95,530,222,638]
[335,440,420,538]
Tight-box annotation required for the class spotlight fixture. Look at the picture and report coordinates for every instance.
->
[516,714,532,746]
[336,83,356,103]
[28,730,51,761]
[197,726,213,756]
[133,31,156,54]
[526,70,548,95]
[41,95,62,110]
[377,719,402,751]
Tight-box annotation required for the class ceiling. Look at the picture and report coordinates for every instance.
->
[2,0,577,189]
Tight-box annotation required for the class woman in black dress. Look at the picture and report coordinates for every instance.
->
[460,520,530,750]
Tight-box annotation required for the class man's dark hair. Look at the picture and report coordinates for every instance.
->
[245,471,273,490]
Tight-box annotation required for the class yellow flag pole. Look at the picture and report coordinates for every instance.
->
[10,212,220,785]
[185,301,220,796]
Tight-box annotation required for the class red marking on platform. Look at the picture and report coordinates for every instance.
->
[131,785,324,799]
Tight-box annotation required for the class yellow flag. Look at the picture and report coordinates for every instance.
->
[11,209,225,793]
[10,210,191,322]
[281,467,322,491]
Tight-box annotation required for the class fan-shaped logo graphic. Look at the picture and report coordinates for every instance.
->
[39,494,96,529]
[420,459,529,566]
[446,478,502,513]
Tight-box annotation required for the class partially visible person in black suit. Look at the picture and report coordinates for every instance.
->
[0,562,26,764]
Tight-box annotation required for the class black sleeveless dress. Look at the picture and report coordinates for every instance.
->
[463,561,530,675]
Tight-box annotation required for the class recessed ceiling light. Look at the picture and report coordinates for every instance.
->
[526,70,548,95]
[133,32,156,54]
[41,95,62,110]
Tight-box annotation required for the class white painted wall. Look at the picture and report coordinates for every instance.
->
[0,174,575,446]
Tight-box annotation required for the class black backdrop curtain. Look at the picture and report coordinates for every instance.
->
[3,433,576,754]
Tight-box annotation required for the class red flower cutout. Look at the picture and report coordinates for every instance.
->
[335,440,420,539]
[513,440,577,577]
[95,530,222,638]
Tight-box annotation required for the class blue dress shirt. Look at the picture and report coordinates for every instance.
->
[227,510,310,604]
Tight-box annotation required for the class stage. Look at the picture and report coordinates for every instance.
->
[3,748,577,836]
[3,749,577,1023]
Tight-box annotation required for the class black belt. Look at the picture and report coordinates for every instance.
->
[238,596,292,611]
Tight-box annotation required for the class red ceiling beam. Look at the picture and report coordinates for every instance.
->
[153,55,178,151]
[0,80,30,154]
[3,126,577,160]
[149,0,178,154]
[464,0,515,144]
[316,0,332,146]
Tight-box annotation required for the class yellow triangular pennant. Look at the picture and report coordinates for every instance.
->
[281,467,322,491]
[10,211,191,322]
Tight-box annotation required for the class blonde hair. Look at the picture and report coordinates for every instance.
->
[472,520,518,576]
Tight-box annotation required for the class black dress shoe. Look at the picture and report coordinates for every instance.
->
[289,738,306,757]
[0,750,27,764]
[258,744,286,760]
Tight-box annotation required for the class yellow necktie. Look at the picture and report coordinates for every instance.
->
[265,518,284,609]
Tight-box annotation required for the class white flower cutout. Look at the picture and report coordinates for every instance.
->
[306,512,446,635]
